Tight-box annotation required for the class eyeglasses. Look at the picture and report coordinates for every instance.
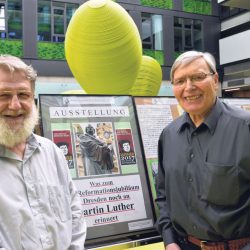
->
[172,72,215,87]
[0,90,34,102]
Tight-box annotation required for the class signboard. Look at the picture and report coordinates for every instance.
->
[39,95,156,246]
[223,98,250,111]
[134,97,183,213]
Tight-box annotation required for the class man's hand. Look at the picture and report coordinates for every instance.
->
[166,243,181,250]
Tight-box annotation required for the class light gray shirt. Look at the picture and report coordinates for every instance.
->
[0,134,87,250]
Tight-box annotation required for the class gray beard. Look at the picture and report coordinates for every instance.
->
[0,103,39,148]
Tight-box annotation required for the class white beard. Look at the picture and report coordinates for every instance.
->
[0,103,39,148]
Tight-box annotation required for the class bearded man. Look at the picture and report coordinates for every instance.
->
[0,55,86,250]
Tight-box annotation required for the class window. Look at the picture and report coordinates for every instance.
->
[38,1,78,42]
[0,2,6,38]
[52,3,65,42]
[141,13,163,50]
[0,0,22,39]
[7,0,22,39]
[38,0,51,41]
[66,3,77,27]
[174,17,203,53]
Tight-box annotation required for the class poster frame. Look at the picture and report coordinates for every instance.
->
[38,94,158,248]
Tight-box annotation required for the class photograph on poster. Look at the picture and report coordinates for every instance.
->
[72,122,119,177]
[52,130,75,169]
[116,128,136,166]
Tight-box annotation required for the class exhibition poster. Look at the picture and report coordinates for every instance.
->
[39,95,155,244]
[223,98,250,111]
[134,97,183,212]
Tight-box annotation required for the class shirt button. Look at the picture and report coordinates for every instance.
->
[188,177,193,182]
[190,153,194,159]
[193,132,197,136]
[32,210,38,216]
[192,224,197,230]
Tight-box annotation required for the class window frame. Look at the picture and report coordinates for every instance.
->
[141,12,163,51]
[0,0,22,39]
[174,16,203,53]
[37,1,78,43]
[141,13,153,49]
[0,1,7,37]
[52,5,66,42]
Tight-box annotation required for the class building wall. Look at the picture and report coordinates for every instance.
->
[0,0,220,96]
[218,2,250,96]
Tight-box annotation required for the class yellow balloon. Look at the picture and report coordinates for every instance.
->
[62,89,86,94]
[65,0,142,94]
[129,55,162,96]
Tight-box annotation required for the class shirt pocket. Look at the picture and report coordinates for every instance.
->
[47,185,71,222]
[200,162,239,206]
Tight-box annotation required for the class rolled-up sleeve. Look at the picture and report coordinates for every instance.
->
[69,179,87,250]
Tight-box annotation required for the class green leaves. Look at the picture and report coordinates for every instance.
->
[140,0,173,9]
[183,0,212,15]
[0,40,23,57]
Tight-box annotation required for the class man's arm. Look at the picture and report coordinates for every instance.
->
[69,179,87,250]
[155,132,179,247]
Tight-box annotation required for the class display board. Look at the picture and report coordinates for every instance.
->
[133,97,183,214]
[223,98,250,111]
[39,95,156,247]
[134,97,250,214]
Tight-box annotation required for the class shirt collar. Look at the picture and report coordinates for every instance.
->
[26,133,40,148]
[203,98,223,134]
[177,113,192,132]
[0,133,40,159]
[177,97,223,134]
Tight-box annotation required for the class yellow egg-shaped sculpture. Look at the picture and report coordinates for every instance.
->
[129,55,162,96]
[65,0,142,94]
[62,89,86,94]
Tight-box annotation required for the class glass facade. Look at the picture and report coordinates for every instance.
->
[7,0,22,39]
[38,0,51,41]
[38,1,78,42]
[0,0,216,79]
[0,3,6,38]
[174,17,203,54]
[0,0,22,39]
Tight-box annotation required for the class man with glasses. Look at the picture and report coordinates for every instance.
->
[0,55,86,249]
[156,51,250,250]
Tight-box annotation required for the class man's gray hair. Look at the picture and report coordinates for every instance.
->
[170,51,216,82]
[0,54,37,92]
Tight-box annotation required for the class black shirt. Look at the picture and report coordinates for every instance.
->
[156,98,250,245]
